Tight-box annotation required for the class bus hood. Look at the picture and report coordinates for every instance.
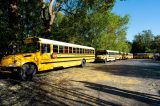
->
[1,53,34,67]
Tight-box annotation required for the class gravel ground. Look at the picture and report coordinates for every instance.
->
[0,59,160,106]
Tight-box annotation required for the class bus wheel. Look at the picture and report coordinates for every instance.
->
[81,59,86,67]
[19,64,37,81]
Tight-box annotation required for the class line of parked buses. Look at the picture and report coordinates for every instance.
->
[0,37,133,80]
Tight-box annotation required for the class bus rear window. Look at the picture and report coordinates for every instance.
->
[93,50,95,54]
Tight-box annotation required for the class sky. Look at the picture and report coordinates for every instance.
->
[112,0,160,42]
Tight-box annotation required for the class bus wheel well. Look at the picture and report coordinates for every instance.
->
[19,62,38,81]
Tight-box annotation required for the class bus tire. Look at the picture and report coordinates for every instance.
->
[19,64,37,81]
[81,59,86,67]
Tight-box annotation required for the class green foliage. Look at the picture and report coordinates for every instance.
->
[0,0,43,57]
[92,13,130,52]
[151,35,160,53]
[132,30,154,53]
[18,0,43,37]
[50,0,130,53]
[0,0,131,58]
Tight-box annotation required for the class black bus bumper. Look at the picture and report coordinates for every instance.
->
[0,66,20,72]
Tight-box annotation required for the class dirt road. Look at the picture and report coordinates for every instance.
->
[0,59,160,106]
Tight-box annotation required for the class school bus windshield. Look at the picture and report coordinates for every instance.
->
[96,51,106,55]
[11,43,40,54]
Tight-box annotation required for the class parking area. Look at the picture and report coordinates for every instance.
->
[0,59,160,106]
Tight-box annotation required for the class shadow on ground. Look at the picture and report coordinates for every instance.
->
[0,65,81,80]
[0,78,121,106]
[1,59,160,105]
[76,81,160,106]
[0,71,19,80]
[135,59,160,64]
[92,60,160,79]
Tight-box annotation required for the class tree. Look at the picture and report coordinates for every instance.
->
[0,0,43,58]
[49,0,117,44]
[93,13,130,52]
[132,30,154,53]
[152,35,160,53]
[47,0,130,53]
[0,0,130,58]
[0,0,17,57]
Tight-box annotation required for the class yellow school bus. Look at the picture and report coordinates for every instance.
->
[120,52,133,60]
[133,53,154,59]
[107,50,122,60]
[0,37,95,80]
[120,52,126,60]
[126,53,133,59]
[95,50,120,63]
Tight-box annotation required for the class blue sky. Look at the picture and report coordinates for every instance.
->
[112,0,160,42]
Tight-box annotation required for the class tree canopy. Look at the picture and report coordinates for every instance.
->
[132,30,160,53]
[0,0,131,58]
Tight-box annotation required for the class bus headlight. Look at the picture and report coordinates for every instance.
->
[8,61,20,67]
[8,63,16,67]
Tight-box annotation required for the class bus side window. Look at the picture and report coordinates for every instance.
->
[91,50,93,54]
[73,48,76,53]
[77,48,79,54]
[69,47,72,53]
[41,44,50,53]
[53,45,58,53]
[86,49,89,54]
[59,46,64,53]
[82,49,84,54]
[89,49,91,54]
[65,46,68,53]
[80,48,83,54]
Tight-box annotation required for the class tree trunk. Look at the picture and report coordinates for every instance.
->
[41,0,57,38]
[8,0,19,39]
